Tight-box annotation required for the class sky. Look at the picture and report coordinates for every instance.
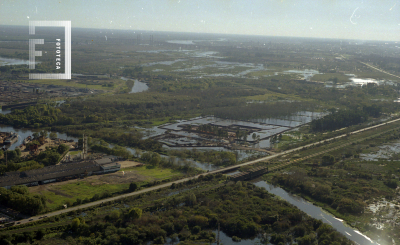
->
[0,0,399,41]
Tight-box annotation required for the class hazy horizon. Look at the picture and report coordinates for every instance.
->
[0,0,399,42]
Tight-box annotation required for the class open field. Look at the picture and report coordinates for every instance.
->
[21,79,123,91]
[29,165,182,210]
[311,73,351,83]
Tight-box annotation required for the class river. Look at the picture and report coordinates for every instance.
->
[120,77,149,93]
[0,125,78,150]
[0,57,39,66]
[0,109,11,115]
[253,181,378,245]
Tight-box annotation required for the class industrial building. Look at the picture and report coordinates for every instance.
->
[0,157,121,189]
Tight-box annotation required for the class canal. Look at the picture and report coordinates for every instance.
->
[253,181,378,245]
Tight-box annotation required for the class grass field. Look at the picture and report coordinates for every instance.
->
[246,89,316,102]
[40,181,129,210]
[68,150,81,156]
[124,165,183,179]
[20,79,124,91]
[311,73,351,83]
[30,165,183,210]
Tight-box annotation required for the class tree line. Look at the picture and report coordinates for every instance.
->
[0,186,46,215]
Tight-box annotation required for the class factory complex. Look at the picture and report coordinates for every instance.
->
[0,157,121,189]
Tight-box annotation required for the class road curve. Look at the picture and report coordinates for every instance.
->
[13,117,400,226]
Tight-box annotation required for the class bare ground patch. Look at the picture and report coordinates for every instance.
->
[48,189,73,198]
[119,160,143,169]
[97,171,149,184]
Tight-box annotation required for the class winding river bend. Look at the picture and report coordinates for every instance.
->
[253,181,378,245]
[0,125,78,150]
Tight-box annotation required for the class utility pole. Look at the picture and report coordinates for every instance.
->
[82,134,88,160]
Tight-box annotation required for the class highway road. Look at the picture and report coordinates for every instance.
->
[359,61,400,80]
[12,117,400,226]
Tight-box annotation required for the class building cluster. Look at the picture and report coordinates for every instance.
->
[0,81,42,105]
[0,156,121,189]
[0,80,99,106]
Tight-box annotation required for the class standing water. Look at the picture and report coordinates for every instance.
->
[120,77,149,93]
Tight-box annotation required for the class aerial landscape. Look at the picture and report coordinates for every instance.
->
[0,0,400,244]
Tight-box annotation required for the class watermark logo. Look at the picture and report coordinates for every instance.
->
[29,21,71,79]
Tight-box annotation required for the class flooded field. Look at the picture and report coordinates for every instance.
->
[326,74,395,89]
[360,141,400,161]
[366,197,400,231]
[135,52,395,88]
[146,113,325,150]
[0,57,39,66]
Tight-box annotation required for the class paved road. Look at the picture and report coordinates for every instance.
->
[230,145,276,155]
[359,61,400,79]
[13,117,400,226]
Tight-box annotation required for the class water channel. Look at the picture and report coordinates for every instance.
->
[0,125,78,150]
[253,181,378,245]
[120,77,149,93]
[1,119,378,243]
[0,57,38,66]
[0,109,11,115]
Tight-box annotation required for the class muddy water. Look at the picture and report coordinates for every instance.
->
[253,181,378,245]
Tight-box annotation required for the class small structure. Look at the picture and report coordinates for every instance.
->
[0,217,10,224]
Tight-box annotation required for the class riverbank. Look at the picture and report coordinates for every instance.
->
[261,174,392,244]
[253,179,379,244]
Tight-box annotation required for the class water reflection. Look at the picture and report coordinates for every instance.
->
[120,77,149,93]
[0,125,78,150]
[253,181,378,245]
[0,57,39,66]
[0,109,11,115]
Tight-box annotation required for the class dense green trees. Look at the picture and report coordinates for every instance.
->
[168,149,236,166]
[0,182,350,244]
[0,105,60,128]
[36,148,61,166]
[310,109,367,131]
[310,105,384,132]
[0,144,69,174]
[129,182,138,192]
[212,101,313,121]
[128,207,142,220]
[321,155,335,165]
[0,186,46,215]
[122,66,143,78]
[273,168,369,215]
